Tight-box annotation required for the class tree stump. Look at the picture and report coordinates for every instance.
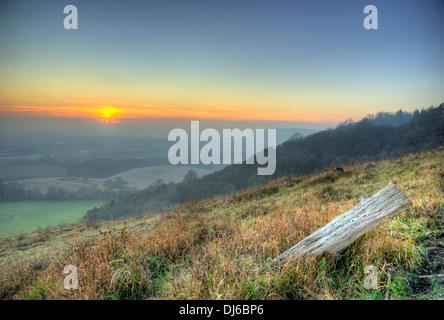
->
[270,182,412,267]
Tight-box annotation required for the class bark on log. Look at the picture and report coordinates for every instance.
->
[270,182,412,267]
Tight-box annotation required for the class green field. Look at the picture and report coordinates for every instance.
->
[0,200,104,237]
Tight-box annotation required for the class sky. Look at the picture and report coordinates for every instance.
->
[0,0,443,135]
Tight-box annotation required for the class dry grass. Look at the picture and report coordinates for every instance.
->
[1,146,443,300]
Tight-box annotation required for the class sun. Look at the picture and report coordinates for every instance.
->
[97,107,121,119]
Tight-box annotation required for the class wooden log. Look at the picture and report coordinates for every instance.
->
[270,182,412,267]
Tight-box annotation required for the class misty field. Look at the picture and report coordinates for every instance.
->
[10,165,216,193]
[0,200,104,237]
[0,165,66,181]
[97,165,216,189]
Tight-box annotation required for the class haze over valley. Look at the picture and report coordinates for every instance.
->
[0,124,318,235]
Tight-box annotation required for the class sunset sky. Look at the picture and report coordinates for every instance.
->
[0,0,443,132]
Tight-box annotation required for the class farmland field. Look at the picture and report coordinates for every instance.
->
[14,177,102,193]
[0,200,104,237]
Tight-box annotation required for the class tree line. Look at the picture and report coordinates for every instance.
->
[0,182,135,201]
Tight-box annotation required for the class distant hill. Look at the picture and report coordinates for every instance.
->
[83,104,444,221]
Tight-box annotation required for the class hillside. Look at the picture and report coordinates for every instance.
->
[83,105,444,221]
[1,145,443,300]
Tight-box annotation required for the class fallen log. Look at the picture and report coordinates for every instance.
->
[270,182,412,267]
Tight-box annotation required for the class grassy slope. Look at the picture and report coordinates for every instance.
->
[0,146,443,300]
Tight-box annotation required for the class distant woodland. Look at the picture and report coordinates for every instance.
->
[83,104,444,221]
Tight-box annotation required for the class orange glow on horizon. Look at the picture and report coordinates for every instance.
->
[0,104,349,123]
